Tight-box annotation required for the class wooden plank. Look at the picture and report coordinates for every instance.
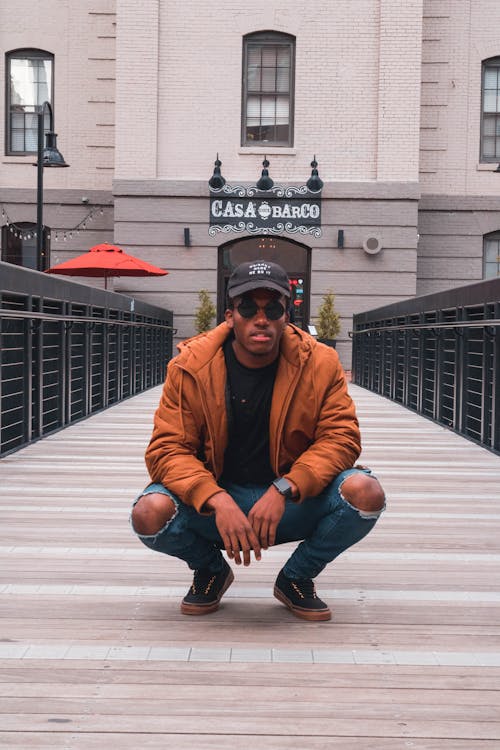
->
[1,384,500,746]
[0,714,499,740]
[0,734,490,750]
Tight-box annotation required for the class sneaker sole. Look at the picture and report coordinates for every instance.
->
[180,569,234,616]
[273,585,332,622]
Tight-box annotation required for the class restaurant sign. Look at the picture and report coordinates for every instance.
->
[209,184,322,237]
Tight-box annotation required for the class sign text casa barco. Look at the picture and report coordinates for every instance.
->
[209,184,322,237]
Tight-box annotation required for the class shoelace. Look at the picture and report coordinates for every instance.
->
[291,578,317,600]
[191,569,216,595]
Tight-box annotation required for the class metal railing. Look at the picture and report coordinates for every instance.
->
[0,262,174,456]
[352,278,500,454]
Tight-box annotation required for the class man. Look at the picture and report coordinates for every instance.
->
[131,260,385,621]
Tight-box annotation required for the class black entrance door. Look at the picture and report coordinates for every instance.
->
[217,236,311,330]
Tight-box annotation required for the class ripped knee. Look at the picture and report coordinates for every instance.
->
[340,473,386,519]
[131,492,177,536]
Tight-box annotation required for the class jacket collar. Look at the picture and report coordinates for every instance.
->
[175,322,315,374]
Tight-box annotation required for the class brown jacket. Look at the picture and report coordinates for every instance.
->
[145,323,361,512]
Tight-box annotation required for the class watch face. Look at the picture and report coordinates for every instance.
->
[274,478,292,497]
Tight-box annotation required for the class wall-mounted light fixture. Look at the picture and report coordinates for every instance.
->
[337,229,344,248]
[256,156,274,191]
[208,153,226,190]
[184,228,191,247]
[306,155,324,192]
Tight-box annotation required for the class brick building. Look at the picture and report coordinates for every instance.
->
[1,0,500,367]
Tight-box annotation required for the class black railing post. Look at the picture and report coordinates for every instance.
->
[492,301,500,453]
[351,278,500,455]
[25,295,34,444]
[0,262,174,456]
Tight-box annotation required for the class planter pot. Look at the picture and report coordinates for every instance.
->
[317,337,337,349]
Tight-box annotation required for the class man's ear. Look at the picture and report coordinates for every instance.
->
[225,308,234,328]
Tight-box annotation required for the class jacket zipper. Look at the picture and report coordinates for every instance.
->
[272,359,302,472]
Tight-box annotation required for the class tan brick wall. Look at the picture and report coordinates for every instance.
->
[5,0,499,365]
[377,0,423,181]
[113,0,422,184]
[114,0,159,179]
[0,0,116,192]
[420,0,500,196]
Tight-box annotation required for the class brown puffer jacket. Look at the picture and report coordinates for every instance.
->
[145,322,361,512]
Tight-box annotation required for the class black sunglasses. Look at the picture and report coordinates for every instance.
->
[236,298,286,320]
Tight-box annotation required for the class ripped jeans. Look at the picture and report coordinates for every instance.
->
[130,467,385,579]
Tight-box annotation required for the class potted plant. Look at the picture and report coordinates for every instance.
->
[316,290,341,348]
[194,289,216,333]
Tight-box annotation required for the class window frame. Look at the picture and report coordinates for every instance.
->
[241,31,295,148]
[5,48,54,156]
[480,56,500,163]
[483,231,500,279]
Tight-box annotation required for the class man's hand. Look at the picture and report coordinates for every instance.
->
[205,491,261,566]
[248,485,288,549]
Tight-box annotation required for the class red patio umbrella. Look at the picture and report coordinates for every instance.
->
[46,243,168,289]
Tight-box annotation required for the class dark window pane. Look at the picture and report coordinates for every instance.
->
[275,124,289,142]
[483,136,496,157]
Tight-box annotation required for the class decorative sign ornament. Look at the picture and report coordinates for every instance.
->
[208,156,323,237]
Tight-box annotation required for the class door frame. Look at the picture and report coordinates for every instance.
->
[217,235,312,329]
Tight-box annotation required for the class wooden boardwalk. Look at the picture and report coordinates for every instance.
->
[1,383,499,749]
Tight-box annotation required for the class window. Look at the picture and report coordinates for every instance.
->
[242,32,295,147]
[1,223,50,271]
[5,49,53,155]
[483,232,500,278]
[481,57,500,162]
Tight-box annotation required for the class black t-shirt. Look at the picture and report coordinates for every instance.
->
[221,337,278,485]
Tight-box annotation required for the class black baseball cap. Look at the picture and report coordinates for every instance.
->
[227,260,291,299]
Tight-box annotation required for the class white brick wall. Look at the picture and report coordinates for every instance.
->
[0,0,115,192]
[115,0,159,179]
[3,1,500,198]
[115,0,422,184]
[420,0,500,195]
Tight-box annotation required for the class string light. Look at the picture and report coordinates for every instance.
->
[0,203,107,242]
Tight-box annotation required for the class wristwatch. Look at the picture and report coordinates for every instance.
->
[272,477,295,500]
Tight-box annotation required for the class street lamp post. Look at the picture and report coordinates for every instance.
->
[35,101,69,271]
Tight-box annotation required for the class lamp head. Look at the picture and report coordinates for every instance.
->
[256,157,274,191]
[208,153,226,190]
[306,155,323,192]
[42,132,69,167]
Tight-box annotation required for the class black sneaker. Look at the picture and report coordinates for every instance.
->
[181,558,234,616]
[274,568,331,621]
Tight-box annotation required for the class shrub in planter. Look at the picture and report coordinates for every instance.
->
[316,290,341,347]
[194,289,216,333]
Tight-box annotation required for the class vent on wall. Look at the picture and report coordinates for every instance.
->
[363,236,383,255]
